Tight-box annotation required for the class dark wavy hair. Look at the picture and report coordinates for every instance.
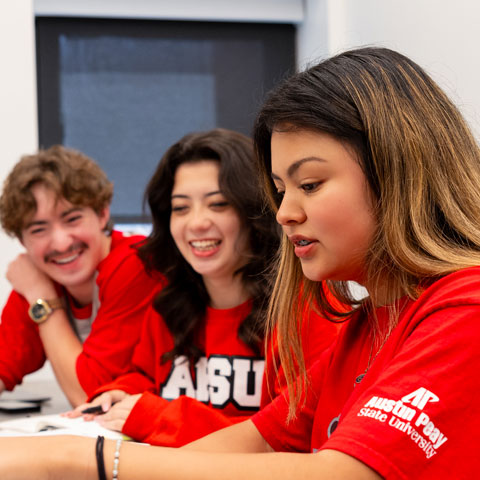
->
[138,128,280,362]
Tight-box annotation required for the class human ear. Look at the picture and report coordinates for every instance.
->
[98,205,111,231]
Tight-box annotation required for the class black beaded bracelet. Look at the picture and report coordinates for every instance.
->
[95,435,107,480]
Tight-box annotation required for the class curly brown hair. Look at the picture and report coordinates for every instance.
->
[0,145,113,238]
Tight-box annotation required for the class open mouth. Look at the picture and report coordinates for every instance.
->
[51,253,81,265]
[296,239,313,247]
[45,242,87,265]
[189,239,221,251]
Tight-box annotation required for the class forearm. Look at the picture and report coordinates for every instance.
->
[8,265,86,405]
[123,392,247,446]
[38,310,86,406]
[107,442,302,480]
[0,435,381,480]
[104,440,380,480]
[183,420,272,453]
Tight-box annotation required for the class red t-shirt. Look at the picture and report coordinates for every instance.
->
[0,231,160,396]
[253,267,480,479]
[92,299,340,447]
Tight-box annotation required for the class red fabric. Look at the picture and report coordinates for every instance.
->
[92,299,340,447]
[0,231,160,396]
[253,267,480,479]
[260,307,342,410]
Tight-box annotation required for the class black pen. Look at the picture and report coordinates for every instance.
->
[81,404,105,414]
[81,401,118,414]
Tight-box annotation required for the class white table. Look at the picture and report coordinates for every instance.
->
[0,362,71,421]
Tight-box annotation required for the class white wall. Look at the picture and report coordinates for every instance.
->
[297,0,480,138]
[0,0,38,304]
[1,0,480,304]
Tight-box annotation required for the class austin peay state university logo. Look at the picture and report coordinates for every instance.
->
[161,354,265,410]
[357,387,447,459]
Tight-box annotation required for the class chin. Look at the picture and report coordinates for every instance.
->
[301,269,326,282]
[54,270,95,287]
[190,264,215,276]
[300,262,340,282]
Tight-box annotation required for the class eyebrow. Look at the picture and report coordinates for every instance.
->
[24,207,83,230]
[271,156,326,181]
[171,190,223,200]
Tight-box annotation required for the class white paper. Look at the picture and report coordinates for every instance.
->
[0,414,127,439]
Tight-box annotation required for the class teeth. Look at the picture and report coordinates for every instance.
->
[53,253,80,264]
[297,240,311,246]
[190,240,221,251]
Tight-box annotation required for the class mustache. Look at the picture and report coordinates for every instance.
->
[44,241,88,263]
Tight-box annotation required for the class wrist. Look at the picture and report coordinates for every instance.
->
[57,436,96,478]
[25,288,59,305]
[28,297,65,325]
[101,437,123,480]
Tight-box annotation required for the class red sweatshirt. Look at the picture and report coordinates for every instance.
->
[0,230,160,396]
[253,267,480,479]
[92,299,340,446]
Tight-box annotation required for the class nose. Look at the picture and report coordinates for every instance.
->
[50,225,73,252]
[188,206,213,232]
[275,191,306,226]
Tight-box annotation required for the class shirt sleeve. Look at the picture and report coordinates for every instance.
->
[122,391,251,447]
[0,291,46,389]
[88,371,157,400]
[76,248,160,395]
[260,307,340,409]
[322,304,480,480]
[253,350,332,452]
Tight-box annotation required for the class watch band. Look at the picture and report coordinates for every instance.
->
[43,297,64,310]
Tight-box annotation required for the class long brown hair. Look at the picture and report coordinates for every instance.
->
[139,128,280,362]
[254,47,480,417]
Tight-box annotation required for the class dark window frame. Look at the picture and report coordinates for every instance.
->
[36,16,296,224]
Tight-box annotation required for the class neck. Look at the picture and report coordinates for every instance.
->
[362,276,404,309]
[67,283,95,307]
[203,274,249,309]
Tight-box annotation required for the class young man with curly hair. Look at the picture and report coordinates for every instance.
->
[0,145,159,406]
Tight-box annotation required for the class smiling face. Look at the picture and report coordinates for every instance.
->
[169,160,249,284]
[271,129,377,284]
[21,184,111,299]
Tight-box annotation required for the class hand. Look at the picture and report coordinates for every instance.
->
[95,393,142,432]
[6,253,56,303]
[64,390,129,420]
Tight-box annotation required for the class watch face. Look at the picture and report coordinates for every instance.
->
[29,299,61,324]
[31,303,47,320]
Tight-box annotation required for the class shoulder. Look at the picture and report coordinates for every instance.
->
[98,231,146,274]
[375,266,480,356]
[108,230,145,258]
[143,303,170,333]
[412,266,480,314]
[96,230,164,288]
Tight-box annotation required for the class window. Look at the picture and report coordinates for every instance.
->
[36,17,295,223]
